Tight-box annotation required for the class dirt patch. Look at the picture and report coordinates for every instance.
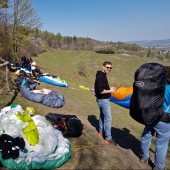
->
[59,124,151,169]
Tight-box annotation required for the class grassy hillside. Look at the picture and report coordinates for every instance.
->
[1,50,170,169]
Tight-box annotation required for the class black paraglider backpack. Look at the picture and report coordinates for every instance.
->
[45,113,84,137]
[130,63,167,127]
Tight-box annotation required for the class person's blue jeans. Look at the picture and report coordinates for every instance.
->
[96,99,112,140]
[140,121,170,169]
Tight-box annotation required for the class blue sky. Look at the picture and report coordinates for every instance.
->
[32,0,170,42]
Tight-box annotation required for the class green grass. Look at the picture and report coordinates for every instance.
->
[1,50,170,169]
[35,50,170,169]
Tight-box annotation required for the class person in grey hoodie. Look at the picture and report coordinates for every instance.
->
[94,61,118,145]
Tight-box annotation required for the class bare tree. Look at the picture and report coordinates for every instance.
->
[0,6,11,60]
[9,0,41,53]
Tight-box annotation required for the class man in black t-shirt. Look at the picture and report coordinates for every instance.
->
[94,61,117,145]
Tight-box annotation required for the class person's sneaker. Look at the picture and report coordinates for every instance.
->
[98,132,103,138]
[140,157,148,164]
[104,139,118,146]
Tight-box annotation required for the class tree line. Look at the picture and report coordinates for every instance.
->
[0,0,41,61]
[1,0,165,63]
[0,0,103,61]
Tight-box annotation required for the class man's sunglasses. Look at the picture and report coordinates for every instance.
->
[106,66,112,70]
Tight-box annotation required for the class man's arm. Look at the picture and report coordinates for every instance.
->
[101,87,117,94]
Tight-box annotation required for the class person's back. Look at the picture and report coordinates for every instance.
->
[130,63,166,127]
[131,63,170,169]
[21,56,27,68]
[26,58,31,71]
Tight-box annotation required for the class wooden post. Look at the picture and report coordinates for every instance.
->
[6,64,10,91]
[0,57,10,91]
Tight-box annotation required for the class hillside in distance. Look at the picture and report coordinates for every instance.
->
[129,39,170,51]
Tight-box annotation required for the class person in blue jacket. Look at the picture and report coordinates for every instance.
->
[163,85,170,114]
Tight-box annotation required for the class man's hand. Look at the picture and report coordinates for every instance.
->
[101,87,118,94]
[110,86,117,93]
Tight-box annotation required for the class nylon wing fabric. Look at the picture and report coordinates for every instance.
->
[110,86,133,109]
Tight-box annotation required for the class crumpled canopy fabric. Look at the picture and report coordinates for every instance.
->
[110,85,170,114]
[20,86,65,108]
[16,112,39,146]
[39,75,68,87]
[110,86,133,109]
[0,105,71,169]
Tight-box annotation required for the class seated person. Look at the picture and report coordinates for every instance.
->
[21,56,30,70]
[29,57,42,80]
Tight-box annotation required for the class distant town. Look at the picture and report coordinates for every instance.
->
[129,39,170,51]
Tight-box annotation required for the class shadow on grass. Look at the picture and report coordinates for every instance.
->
[87,114,155,167]
[88,115,99,132]
[6,89,19,106]
[111,127,141,156]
